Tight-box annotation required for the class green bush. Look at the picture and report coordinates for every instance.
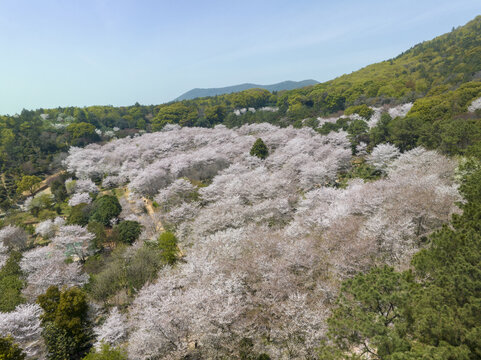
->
[68,203,92,226]
[317,117,349,135]
[28,193,54,217]
[16,175,41,195]
[347,119,369,151]
[88,248,126,302]
[83,253,107,276]
[50,177,68,203]
[90,195,122,226]
[127,245,163,290]
[66,122,100,146]
[87,221,107,250]
[41,322,79,360]
[37,209,57,221]
[344,104,374,119]
[89,245,163,303]
[114,220,142,245]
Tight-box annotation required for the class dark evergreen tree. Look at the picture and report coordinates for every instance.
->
[67,203,92,226]
[90,195,122,226]
[250,138,269,159]
[37,286,92,360]
[115,220,142,244]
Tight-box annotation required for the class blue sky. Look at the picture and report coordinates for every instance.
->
[1,0,480,115]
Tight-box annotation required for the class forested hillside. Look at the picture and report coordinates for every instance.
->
[1,14,481,360]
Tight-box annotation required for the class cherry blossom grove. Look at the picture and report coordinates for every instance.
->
[60,124,461,358]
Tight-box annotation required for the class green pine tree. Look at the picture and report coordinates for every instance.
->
[250,138,269,159]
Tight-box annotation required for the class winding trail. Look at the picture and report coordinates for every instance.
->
[142,196,164,233]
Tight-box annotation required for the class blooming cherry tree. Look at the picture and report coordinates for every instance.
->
[94,307,129,349]
[367,143,400,171]
[0,304,43,358]
[68,192,92,206]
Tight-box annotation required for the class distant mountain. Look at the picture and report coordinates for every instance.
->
[174,79,319,101]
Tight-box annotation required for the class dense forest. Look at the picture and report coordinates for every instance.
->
[1,14,481,360]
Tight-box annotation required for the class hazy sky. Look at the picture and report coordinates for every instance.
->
[1,0,480,114]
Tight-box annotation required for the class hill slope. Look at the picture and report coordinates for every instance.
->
[174,79,318,101]
[282,15,481,112]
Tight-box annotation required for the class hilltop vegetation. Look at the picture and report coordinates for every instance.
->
[1,14,481,360]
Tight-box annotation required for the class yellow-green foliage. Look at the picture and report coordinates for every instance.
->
[15,175,41,195]
[366,81,481,154]
[151,88,272,130]
[285,16,481,111]
[152,102,198,130]
[344,104,374,119]
[407,81,481,122]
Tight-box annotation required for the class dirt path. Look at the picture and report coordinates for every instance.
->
[142,197,164,233]
[122,187,164,233]
[141,197,185,257]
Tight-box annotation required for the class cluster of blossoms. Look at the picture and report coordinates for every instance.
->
[20,224,94,299]
[468,96,481,112]
[0,304,43,358]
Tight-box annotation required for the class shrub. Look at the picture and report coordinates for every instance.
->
[27,193,54,217]
[88,245,162,302]
[88,249,126,302]
[0,251,25,312]
[87,221,107,250]
[50,178,68,203]
[37,209,57,221]
[68,203,92,226]
[114,221,142,245]
[16,175,41,196]
[344,104,374,119]
[127,246,163,291]
[157,231,179,265]
[90,196,122,226]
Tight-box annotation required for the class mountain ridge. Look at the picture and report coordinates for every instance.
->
[174,79,318,101]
